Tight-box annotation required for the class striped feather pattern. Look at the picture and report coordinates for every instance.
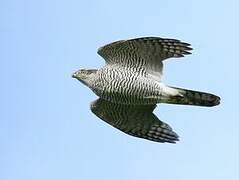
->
[98,37,192,81]
[91,98,179,143]
[94,66,161,105]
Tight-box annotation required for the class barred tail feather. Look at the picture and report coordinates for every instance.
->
[166,86,221,107]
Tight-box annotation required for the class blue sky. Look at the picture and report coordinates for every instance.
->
[0,0,238,180]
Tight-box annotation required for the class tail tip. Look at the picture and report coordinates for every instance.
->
[213,96,221,106]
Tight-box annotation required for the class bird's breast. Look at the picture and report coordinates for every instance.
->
[92,67,161,104]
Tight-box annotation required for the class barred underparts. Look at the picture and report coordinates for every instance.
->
[72,37,220,143]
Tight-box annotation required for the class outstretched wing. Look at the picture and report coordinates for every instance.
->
[90,98,179,143]
[98,37,192,81]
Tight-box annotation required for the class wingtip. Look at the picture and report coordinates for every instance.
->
[182,50,192,55]
[180,42,191,47]
[185,46,193,51]
[161,136,180,144]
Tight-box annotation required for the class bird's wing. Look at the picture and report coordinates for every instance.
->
[98,37,192,81]
[90,98,179,143]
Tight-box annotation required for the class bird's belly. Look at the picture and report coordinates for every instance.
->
[93,70,160,105]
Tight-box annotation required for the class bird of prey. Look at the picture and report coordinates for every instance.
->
[72,37,220,143]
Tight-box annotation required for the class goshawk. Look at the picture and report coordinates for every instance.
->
[72,37,220,143]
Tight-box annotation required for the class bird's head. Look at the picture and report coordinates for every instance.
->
[72,69,98,87]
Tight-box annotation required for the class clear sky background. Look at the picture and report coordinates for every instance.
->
[0,0,238,180]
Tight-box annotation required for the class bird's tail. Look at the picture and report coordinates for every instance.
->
[163,86,220,107]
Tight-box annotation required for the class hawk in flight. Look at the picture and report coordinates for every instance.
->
[72,37,220,143]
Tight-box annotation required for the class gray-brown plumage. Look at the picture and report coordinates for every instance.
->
[72,37,220,143]
[91,99,179,143]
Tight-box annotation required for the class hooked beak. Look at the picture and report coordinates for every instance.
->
[72,72,78,78]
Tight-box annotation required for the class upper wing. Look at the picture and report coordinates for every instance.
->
[98,37,192,81]
[90,98,179,143]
